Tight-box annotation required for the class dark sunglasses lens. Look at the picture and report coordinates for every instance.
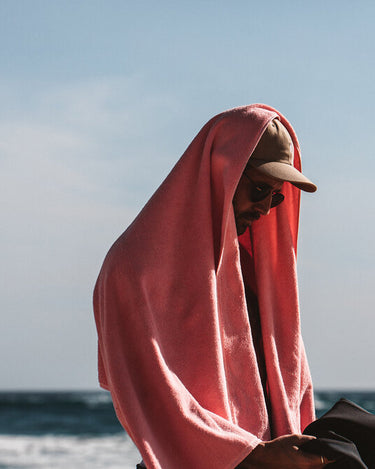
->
[271,193,284,208]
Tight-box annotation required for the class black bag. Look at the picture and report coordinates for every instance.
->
[302,398,375,468]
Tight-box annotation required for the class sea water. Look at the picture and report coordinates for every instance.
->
[0,390,374,468]
[0,391,140,469]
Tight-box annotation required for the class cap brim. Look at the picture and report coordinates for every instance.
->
[248,159,317,193]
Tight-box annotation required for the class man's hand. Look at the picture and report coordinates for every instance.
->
[237,434,333,468]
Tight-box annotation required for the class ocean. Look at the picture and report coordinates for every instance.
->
[0,390,374,468]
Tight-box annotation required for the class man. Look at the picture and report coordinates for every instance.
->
[94,104,328,468]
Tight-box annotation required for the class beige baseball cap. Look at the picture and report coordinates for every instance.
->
[247,118,317,193]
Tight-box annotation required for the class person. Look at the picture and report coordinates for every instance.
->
[93,104,329,468]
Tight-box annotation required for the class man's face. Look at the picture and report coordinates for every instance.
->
[232,167,284,235]
[232,118,294,235]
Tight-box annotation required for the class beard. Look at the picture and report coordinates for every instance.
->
[235,211,261,235]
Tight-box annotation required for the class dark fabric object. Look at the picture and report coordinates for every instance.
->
[302,398,375,468]
[136,462,146,469]
[301,431,366,468]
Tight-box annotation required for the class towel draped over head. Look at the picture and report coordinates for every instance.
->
[93,104,315,469]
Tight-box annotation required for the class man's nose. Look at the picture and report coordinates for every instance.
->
[256,193,273,216]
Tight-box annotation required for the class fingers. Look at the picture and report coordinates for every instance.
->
[283,436,331,467]
[247,434,335,468]
[295,448,335,467]
[277,434,317,446]
[289,435,336,466]
[321,455,336,466]
[294,447,325,466]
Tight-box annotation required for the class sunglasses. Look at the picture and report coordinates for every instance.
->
[243,172,285,208]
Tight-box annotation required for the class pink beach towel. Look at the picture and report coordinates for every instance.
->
[93,104,315,469]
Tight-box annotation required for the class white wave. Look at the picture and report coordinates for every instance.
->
[314,397,327,411]
[0,434,142,469]
[74,390,114,407]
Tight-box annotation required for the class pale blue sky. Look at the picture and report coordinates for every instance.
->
[1,0,374,390]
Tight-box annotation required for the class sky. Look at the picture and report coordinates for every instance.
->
[1,0,374,390]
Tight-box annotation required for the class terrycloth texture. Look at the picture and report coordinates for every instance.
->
[93,104,315,469]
